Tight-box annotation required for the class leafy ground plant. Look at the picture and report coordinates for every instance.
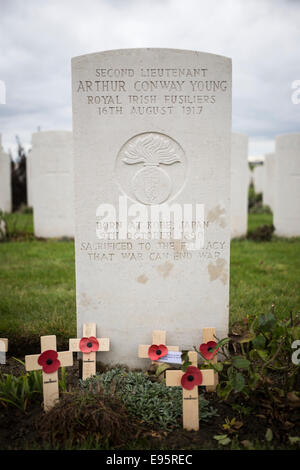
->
[0,369,42,411]
[81,368,218,430]
[0,359,68,411]
[196,307,300,403]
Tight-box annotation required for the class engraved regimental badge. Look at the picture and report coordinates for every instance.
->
[116,132,186,205]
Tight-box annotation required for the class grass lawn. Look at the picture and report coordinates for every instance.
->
[0,212,299,347]
[4,211,34,237]
[247,212,273,232]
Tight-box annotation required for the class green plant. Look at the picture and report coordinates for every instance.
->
[59,367,68,392]
[222,417,243,434]
[248,183,262,212]
[0,359,67,411]
[247,224,275,241]
[197,307,300,401]
[0,368,43,411]
[19,205,33,214]
[213,434,231,446]
[81,368,218,430]
[0,211,34,241]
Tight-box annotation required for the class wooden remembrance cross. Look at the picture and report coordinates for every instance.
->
[166,351,215,431]
[25,335,73,411]
[202,327,219,393]
[69,323,110,380]
[138,330,179,363]
[0,338,8,353]
[0,338,8,364]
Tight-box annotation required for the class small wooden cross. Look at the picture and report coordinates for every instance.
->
[69,323,110,380]
[166,351,214,431]
[138,330,179,363]
[0,338,8,364]
[0,338,8,353]
[202,327,219,393]
[25,335,73,411]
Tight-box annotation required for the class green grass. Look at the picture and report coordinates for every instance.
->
[0,213,299,342]
[247,212,273,232]
[0,240,76,340]
[4,211,34,237]
[230,237,300,321]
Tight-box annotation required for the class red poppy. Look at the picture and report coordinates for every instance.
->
[79,336,99,353]
[181,366,203,390]
[199,341,219,360]
[38,350,61,374]
[148,344,168,361]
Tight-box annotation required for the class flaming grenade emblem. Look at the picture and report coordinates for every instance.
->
[122,133,181,204]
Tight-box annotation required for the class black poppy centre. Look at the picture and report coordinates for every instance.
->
[187,375,194,382]
[46,359,53,365]
[156,349,162,356]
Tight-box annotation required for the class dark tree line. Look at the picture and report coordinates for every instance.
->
[11,136,27,211]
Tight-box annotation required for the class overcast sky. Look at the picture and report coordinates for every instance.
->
[0,0,299,157]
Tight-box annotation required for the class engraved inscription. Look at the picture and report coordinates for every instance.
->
[75,67,229,117]
[79,238,226,263]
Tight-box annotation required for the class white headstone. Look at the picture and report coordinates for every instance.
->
[253,163,264,194]
[274,133,300,237]
[72,48,232,367]
[263,152,275,211]
[0,135,11,213]
[230,133,248,238]
[31,131,74,238]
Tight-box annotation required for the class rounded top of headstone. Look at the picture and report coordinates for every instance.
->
[231,133,249,153]
[264,152,275,159]
[232,132,248,140]
[275,132,300,143]
[72,47,232,64]
[275,133,300,159]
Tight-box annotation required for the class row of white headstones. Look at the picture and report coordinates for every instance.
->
[1,132,299,238]
[0,326,218,431]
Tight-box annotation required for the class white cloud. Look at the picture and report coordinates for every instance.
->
[0,0,299,156]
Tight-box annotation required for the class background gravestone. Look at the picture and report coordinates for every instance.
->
[230,133,248,238]
[0,135,12,213]
[274,133,300,237]
[263,152,275,211]
[253,163,264,195]
[31,131,74,238]
[72,48,232,367]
